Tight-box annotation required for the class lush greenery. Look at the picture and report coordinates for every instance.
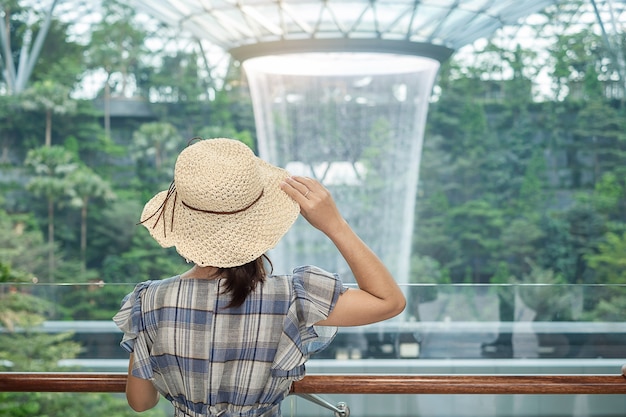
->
[0,3,623,308]
[414,22,626,321]
[0,1,248,414]
[1,0,625,412]
[1,1,624,312]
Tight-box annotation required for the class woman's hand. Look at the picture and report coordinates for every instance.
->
[281,176,347,235]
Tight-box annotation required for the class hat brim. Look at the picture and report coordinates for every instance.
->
[141,158,300,267]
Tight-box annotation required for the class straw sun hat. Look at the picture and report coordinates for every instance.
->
[140,138,300,268]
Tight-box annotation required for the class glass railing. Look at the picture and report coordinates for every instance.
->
[1,282,626,416]
[4,282,624,369]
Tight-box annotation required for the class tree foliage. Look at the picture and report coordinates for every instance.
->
[413,13,626,322]
[1,8,626,413]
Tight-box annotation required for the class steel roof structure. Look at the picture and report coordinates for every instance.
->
[124,0,561,62]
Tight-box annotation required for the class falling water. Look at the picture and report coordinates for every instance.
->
[244,53,439,284]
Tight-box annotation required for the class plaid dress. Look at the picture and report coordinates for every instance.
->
[113,265,346,417]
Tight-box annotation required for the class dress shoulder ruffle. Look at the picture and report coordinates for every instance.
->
[270,265,347,379]
[112,281,154,379]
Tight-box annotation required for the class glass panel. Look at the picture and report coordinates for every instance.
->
[1,283,625,373]
[2,282,625,416]
[286,393,626,417]
[313,283,626,371]
[1,391,624,417]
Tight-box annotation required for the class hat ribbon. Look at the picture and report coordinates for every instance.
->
[139,181,264,237]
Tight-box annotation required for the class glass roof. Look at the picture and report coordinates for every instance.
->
[125,0,560,57]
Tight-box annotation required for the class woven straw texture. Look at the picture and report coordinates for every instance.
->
[141,138,300,267]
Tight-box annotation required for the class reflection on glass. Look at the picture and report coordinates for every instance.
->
[2,282,626,416]
[1,283,625,372]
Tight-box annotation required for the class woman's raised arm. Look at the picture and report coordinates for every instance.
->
[281,176,406,326]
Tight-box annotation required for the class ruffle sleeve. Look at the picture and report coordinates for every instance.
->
[271,266,347,379]
[112,281,154,380]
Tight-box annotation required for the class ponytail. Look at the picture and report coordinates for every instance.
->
[219,254,273,308]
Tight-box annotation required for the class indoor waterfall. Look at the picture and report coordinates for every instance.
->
[244,53,440,285]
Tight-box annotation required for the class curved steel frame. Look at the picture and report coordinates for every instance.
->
[229,38,454,63]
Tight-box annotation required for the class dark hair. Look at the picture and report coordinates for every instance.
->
[218,254,273,308]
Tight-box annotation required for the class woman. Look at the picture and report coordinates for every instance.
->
[113,138,405,417]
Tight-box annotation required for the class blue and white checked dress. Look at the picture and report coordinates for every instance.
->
[113,265,346,417]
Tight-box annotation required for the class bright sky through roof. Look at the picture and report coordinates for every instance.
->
[244,54,439,76]
[17,0,626,101]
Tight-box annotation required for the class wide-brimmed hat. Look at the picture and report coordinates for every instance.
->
[140,138,300,267]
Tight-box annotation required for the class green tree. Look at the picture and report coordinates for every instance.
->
[101,225,185,285]
[0,209,49,282]
[88,196,144,265]
[24,146,77,281]
[572,100,625,185]
[517,261,573,322]
[586,232,626,285]
[0,95,23,163]
[197,126,255,151]
[517,262,579,358]
[0,261,166,416]
[131,121,182,172]
[143,49,211,102]
[67,166,116,275]
[0,292,80,368]
[0,1,86,158]
[21,80,77,146]
[86,0,149,139]
[535,214,578,282]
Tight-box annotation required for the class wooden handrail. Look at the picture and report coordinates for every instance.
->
[1,373,626,395]
[0,373,126,393]
[292,375,626,394]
